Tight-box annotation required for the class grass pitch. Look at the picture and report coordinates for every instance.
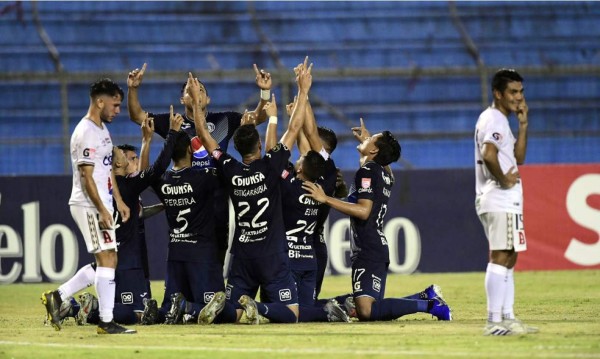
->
[1,270,599,358]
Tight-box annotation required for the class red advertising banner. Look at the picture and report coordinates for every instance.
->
[519,164,600,270]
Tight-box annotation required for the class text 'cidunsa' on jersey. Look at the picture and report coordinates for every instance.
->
[347,161,394,263]
[212,143,291,259]
[69,117,114,211]
[474,107,523,215]
[150,111,241,170]
[151,167,219,262]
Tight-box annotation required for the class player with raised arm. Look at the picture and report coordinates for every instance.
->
[303,119,452,322]
[475,68,538,336]
[191,59,313,324]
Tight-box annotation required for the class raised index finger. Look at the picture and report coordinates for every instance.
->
[170,104,174,118]
[140,63,147,75]
[303,56,309,69]
[253,64,260,76]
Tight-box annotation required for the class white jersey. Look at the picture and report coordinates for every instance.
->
[474,107,523,215]
[68,117,114,212]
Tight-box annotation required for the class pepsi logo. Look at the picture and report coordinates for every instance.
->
[191,136,208,159]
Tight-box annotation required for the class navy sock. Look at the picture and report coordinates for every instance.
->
[298,304,327,322]
[256,302,297,323]
[214,302,237,323]
[370,298,426,321]
[113,304,138,325]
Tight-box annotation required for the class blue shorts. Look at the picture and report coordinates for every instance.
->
[351,258,388,301]
[115,268,150,311]
[226,253,298,306]
[165,260,226,306]
[292,269,317,306]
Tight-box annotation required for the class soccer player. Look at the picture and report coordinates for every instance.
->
[127,63,272,319]
[41,78,136,334]
[475,68,538,336]
[303,119,452,322]
[191,59,313,324]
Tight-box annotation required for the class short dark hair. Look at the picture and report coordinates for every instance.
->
[492,68,523,93]
[302,150,326,182]
[117,144,137,153]
[233,124,260,157]
[373,131,401,166]
[90,78,124,100]
[181,80,208,96]
[318,126,338,153]
[172,132,191,162]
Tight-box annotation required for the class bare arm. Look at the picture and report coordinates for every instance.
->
[250,64,272,125]
[482,143,520,189]
[111,164,130,223]
[514,98,528,164]
[280,57,313,150]
[139,115,154,171]
[79,164,115,228]
[263,94,278,151]
[188,73,219,153]
[303,98,323,152]
[127,63,149,125]
[302,181,373,220]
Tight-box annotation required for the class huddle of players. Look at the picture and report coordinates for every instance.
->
[46,57,452,330]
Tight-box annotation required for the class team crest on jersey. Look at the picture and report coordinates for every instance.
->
[492,132,503,142]
[207,122,215,133]
[361,178,371,189]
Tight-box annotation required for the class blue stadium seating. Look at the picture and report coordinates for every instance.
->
[0,1,598,174]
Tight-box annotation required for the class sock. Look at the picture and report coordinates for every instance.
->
[256,302,297,323]
[485,262,508,323]
[298,304,328,322]
[58,263,95,300]
[369,298,422,321]
[95,266,116,323]
[113,303,138,325]
[214,302,238,323]
[502,268,515,320]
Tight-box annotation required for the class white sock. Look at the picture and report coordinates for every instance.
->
[57,263,95,301]
[95,266,115,323]
[502,268,515,320]
[485,262,508,323]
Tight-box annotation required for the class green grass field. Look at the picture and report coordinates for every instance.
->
[1,270,599,358]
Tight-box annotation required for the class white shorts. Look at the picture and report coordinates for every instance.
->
[478,212,527,252]
[70,206,117,254]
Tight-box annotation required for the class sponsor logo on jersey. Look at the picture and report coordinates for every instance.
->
[225,284,233,300]
[161,182,193,195]
[232,172,265,187]
[298,194,319,206]
[492,132,503,142]
[204,292,215,304]
[279,288,292,301]
[361,178,371,189]
[281,169,290,179]
[381,172,391,185]
[372,275,381,293]
[121,292,134,304]
[191,136,208,159]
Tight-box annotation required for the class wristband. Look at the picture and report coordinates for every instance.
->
[268,116,278,125]
[261,89,271,101]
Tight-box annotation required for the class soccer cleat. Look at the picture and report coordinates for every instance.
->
[324,299,351,323]
[483,321,513,336]
[59,297,77,321]
[238,295,260,325]
[423,284,444,301]
[429,297,452,321]
[503,318,539,334]
[344,296,357,318]
[41,290,63,331]
[198,292,226,325]
[141,298,158,325]
[97,320,137,334]
[164,293,185,325]
[76,292,98,326]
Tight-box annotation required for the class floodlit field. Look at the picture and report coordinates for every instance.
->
[1,270,599,358]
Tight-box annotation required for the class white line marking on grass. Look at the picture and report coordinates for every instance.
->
[1,341,600,358]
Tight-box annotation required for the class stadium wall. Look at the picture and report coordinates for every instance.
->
[0,165,599,284]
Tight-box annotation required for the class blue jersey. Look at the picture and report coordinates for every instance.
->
[152,167,219,262]
[113,129,178,269]
[151,111,241,169]
[212,143,290,259]
[347,161,394,263]
[281,174,323,270]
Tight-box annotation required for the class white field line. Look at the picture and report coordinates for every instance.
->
[1,341,600,358]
